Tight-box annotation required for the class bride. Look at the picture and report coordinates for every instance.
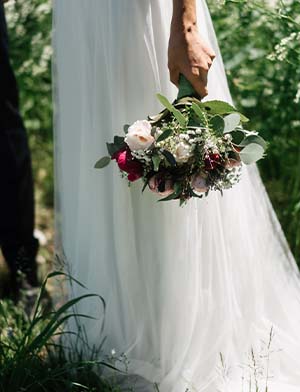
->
[53,0,300,390]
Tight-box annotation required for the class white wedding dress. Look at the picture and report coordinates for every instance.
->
[53,1,300,391]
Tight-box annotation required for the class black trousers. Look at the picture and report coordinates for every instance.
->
[0,3,36,275]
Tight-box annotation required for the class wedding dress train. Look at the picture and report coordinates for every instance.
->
[53,1,300,390]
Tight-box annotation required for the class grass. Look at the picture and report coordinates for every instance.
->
[0,271,123,392]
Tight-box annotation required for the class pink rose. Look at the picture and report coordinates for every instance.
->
[191,173,208,193]
[112,147,143,182]
[148,175,174,196]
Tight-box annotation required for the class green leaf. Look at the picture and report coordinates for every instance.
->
[223,113,241,133]
[231,130,247,145]
[152,155,161,171]
[94,156,111,169]
[177,74,197,99]
[123,124,130,134]
[161,149,177,166]
[210,115,225,135]
[201,100,238,114]
[240,143,265,164]
[114,135,125,145]
[238,134,267,150]
[158,183,182,202]
[148,108,169,124]
[156,93,175,112]
[106,142,124,156]
[142,180,149,193]
[156,128,173,143]
[200,100,249,122]
[173,109,187,127]
[156,93,186,127]
[191,103,207,125]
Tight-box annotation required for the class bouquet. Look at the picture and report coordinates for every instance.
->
[95,76,267,205]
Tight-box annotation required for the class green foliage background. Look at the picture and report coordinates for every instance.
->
[207,0,300,262]
[5,0,300,261]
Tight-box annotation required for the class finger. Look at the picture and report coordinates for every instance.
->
[199,68,208,86]
[169,67,180,87]
[208,50,216,61]
[184,67,208,98]
[203,45,216,61]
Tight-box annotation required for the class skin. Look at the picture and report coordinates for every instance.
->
[169,0,216,97]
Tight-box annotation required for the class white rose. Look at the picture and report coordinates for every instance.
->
[125,120,154,151]
[175,142,193,163]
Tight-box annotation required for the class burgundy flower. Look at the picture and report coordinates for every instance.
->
[112,147,143,182]
[204,153,221,171]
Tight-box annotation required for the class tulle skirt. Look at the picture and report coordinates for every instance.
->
[53,1,300,390]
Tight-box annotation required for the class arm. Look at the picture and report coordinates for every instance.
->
[168,0,216,97]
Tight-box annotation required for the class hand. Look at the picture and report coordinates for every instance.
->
[168,27,216,98]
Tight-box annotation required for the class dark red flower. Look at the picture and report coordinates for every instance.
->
[204,153,221,171]
[112,147,143,182]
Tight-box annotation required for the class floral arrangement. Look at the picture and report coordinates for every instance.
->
[95,76,267,205]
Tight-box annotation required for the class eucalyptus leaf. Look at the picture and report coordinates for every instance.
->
[223,113,241,133]
[210,115,225,135]
[156,129,173,143]
[94,156,111,169]
[231,130,247,145]
[240,143,265,164]
[239,134,267,150]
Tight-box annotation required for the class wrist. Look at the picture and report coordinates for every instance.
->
[171,0,197,35]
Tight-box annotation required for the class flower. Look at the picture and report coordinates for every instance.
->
[148,175,174,197]
[112,147,143,182]
[204,153,221,170]
[191,173,208,193]
[125,120,154,151]
[175,142,193,163]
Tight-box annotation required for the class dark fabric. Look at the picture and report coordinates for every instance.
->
[0,2,23,130]
[0,2,36,277]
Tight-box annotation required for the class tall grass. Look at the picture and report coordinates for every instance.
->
[0,271,121,392]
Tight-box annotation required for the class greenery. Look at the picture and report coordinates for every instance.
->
[0,272,122,392]
[5,0,53,207]
[207,0,300,261]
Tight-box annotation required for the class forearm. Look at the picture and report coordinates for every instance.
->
[171,0,197,34]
